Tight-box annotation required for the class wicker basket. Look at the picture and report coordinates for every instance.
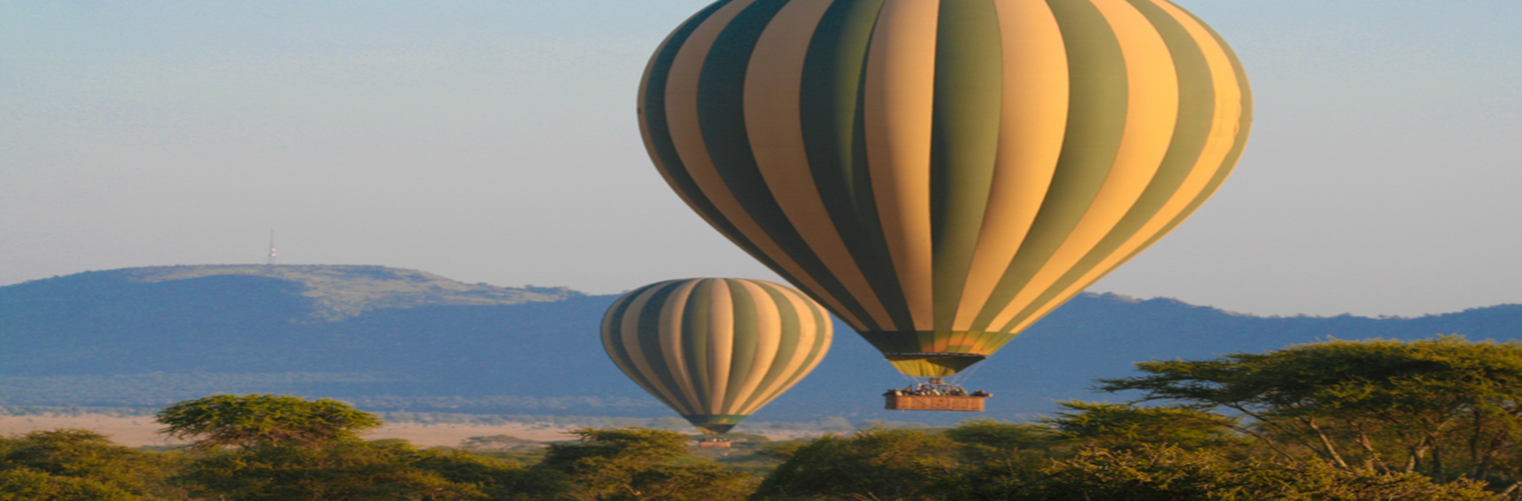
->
[884,395,987,412]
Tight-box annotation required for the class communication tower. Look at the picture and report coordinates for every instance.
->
[267,230,279,265]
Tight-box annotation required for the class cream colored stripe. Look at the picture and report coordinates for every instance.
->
[657,280,705,412]
[640,14,733,255]
[600,294,631,354]
[990,0,1179,331]
[704,280,735,414]
[786,292,833,408]
[601,295,676,411]
[619,287,694,414]
[864,0,940,331]
[741,288,822,414]
[765,297,834,412]
[745,0,887,332]
[1003,0,1245,334]
[726,281,784,414]
[952,0,1070,330]
[664,0,864,334]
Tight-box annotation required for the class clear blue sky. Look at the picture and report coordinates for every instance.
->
[3,0,1518,317]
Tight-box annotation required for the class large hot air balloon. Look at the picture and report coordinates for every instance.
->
[601,278,833,434]
[638,0,1251,378]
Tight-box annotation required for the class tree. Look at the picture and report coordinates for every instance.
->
[537,427,750,501]
[943,419,1057,454]
[0,429,187,500]
[1042,401,1242,450]
[938,420,1059,501]
[175,440,485,501]
[1097,336,1522,490]
[753,426,958,501]
[1036,445,1251,500]
[0,468,140,501]
[155,394,383,450]
[413,448,570,501]
[1035,445,1500,501]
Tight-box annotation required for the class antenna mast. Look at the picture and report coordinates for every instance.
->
[267,229,279,265]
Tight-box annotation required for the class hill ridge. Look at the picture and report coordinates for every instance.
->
[3,265,1520,422]
[10,264,581,322]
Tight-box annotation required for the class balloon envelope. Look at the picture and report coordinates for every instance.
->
[638,0,1251,377]
[601,278,833,434]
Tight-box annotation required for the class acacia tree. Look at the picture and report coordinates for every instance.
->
[175,439,491,501]
[1035,445,1499,501]
[0,468,140,501]
[0,429,186,500]
[536,427,750,501]
[1096,336,1522,490]
[155,394,383,450]
[157,394,521,500]
[754,426,961,500]
[1041,401,1241,450]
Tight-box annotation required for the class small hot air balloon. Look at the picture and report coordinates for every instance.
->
[602,278,833,434]
[638,0,1250,380]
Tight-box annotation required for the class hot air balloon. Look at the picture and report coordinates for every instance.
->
[637,0,1251,381]
[602,278,833,435]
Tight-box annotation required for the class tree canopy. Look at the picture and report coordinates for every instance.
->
[1098,336,1522,488]
[536,427,751,501]
[155,394,383,450]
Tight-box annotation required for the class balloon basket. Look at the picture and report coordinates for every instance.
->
[697,438,733,449]
[884,378,989,412]
[884,394,987,412]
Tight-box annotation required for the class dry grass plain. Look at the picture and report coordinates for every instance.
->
[0,414,826,448]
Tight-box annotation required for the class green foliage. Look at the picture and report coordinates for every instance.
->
[1,430,141,484]
[538,427,751,501]
[0,429,186,500]
[754,426,1506,501]
[1033,445,1501,501]
[413,449,570,501]
[753,426,958,501]
[156,394,538,500]
[175,440,485,501]
[0,468,140,501]
[941,418,1057,477]
[1043,401,1241,449]
[1098,336,1522,484]
[1261,459,1500,501]
[155,394,383,450]
[539,428,693,472]
[1033,446,1246,500]
[943,419,1054,451]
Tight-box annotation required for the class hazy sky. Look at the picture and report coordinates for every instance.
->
[3,1,1518,317]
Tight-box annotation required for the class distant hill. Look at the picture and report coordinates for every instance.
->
[2,265,1519,424]
[15,265,578,321]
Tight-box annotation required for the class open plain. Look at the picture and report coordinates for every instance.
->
[0,413,826,448]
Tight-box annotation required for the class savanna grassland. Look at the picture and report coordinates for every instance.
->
[7,337,1522,500]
